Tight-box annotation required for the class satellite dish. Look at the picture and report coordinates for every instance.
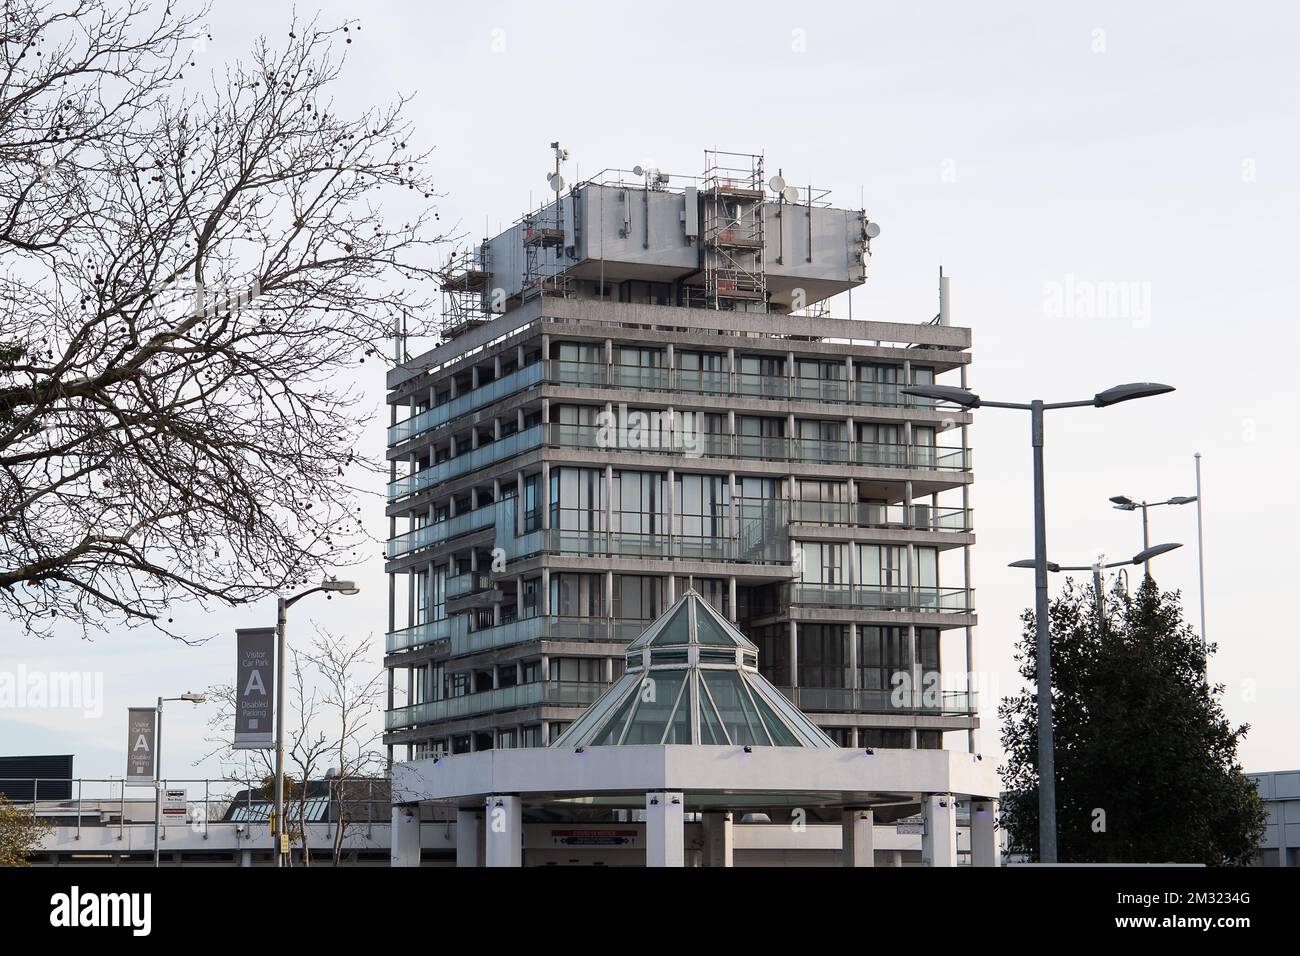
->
[782,186,799,203]
[864,221,881,239]
[632,165,645,177]
[769,175,786,193]
[548,173,565,192]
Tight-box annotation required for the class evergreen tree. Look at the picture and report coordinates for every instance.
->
[1000,576,1265,865]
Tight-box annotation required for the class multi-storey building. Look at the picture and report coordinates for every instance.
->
[383,150,977,765]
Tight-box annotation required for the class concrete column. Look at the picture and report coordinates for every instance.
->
[455,809,482,867]
[485,795,523,867]
[922,795,957,867]
[971,799,1000,867]
[702,811,733,867]
[728,576,737,622]
[842,809,874,867]
[645,792,685,867]
[391,805,422,867]
[789,619,798,689]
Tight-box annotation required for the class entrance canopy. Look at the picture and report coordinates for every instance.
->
[551,590,836,749]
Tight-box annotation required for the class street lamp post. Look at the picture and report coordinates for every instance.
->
[272,577,359,868]
[1108,493,1197,577]
[153,691,207,867]
[1010,543,1183,622]
[904,381,1174,865]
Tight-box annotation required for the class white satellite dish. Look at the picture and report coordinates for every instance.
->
[864,221,881,239]
[782,185,799,203]
[548,173,565,192]
[769,175,786,193]
[632,165,645,177]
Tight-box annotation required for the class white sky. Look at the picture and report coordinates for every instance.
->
[3,0,1297,783]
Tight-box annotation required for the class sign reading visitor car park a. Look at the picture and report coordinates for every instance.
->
[234,627,275,749]
[126,707,156,784]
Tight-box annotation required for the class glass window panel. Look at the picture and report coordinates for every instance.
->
[621,670,686,744]
[702,671,771,746]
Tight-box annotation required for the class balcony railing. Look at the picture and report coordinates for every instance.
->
[544,361,949,410]
[789,583,973,613]
[776,686,977,716]
[389,361,543,445]
[540,527,789,564]
[545,422,968,472]
[388,424,542,502]
[788,501,974,532]
[446,570,494,600]
[385,680,606,730]
[386,503,499,558]
[385,617,452,654]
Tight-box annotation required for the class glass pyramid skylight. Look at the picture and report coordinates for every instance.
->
[551,590,837,749]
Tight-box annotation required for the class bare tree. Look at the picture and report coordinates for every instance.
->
[202,626,383,866]
[302,625,384,866]
[0,1,443,637]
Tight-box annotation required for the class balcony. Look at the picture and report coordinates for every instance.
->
[385,680,607,730]
[388,424,543,502]
[541,528,790,564]
[446,570,494,600]
[385,617,452,654]
[546,422,969,472]
[386,503,499,558]
[388,361,544,445]
[544,360,951,411]
[788,501,974,533]
[789,583,973,613]
[776,686,977,716]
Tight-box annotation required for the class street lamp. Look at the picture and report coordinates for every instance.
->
[1108,492,1197,576]
[153,691,207,867]
[1010,543,1182,620]
[903,380,1174,865]
[273,577,359,868]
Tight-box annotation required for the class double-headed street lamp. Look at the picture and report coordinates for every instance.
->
[1108,493,1197,576]
[1010,542,1182,620]
[902,381,1175,865]
[273,577,360,868]
[153,691,207,867]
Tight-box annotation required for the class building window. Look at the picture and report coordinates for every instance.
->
[548,721,571,741]
[674,473,729,538]
[521,725,543,748]
[613,574,663,622]
[520,660,542,684]
[550,572,605,618]
[551,466,604,532]
[548,657,607,683]
[497,728,518,749]
[857,626,909,692]
[798,624,849,689]
[612,470,667,534]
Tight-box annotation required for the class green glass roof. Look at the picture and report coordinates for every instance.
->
[551,590,835,749]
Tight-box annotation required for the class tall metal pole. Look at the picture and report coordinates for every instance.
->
[274,596,287,868]
[153,696,163,867]
[1194,452,1207,664]
[1140,501,1151,577]
[1092,562,1105,624]
[1030,400,1057,863]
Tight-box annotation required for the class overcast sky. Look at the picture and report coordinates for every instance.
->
[3,0,1297,784]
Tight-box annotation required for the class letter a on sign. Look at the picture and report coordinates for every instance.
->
[126,707,156,784]
[234,627,276,749]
